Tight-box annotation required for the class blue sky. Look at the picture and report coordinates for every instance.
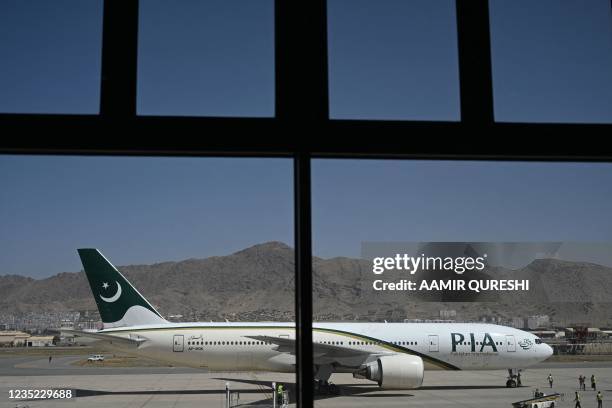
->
[2,156,612,277]
[137,0,275,116]
[312,160,612,257]
[0,1,103,114]
[327,0,460,120]
[0,0,610,121]
[0,156,293,277]
[489,0,612,123]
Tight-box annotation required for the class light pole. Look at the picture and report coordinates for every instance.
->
[272,381,276,408]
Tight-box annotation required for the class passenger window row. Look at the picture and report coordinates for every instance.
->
[456,341,503,346]
[317,340,418,346]
[186,339,421,347]
[392,341,418,346]
[187,340,272,346]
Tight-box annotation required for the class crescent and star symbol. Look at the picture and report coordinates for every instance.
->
[99,281,122,303]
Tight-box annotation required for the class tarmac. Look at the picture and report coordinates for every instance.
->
[1,355,611,407]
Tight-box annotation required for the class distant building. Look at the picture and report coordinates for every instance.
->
[0,331,31,347]
[479,315,501,324]
[601,330,612,338]
[512,317,526,329]
[26,336,55,347]
[527,315,550,329]
[587,328,603,339]
[439,310,456,319]
[529,330,558,339]
[404,319,454,323]
[77,319,102,330]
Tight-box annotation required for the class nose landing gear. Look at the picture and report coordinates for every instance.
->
[507,368,522,388]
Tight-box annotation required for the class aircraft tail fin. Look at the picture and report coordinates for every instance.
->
[77,249,167,329]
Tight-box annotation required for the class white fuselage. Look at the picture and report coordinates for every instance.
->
[98,322,552,373]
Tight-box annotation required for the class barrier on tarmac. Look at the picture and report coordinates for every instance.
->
[225,381,289,408]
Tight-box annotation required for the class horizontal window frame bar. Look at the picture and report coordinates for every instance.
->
[1,115,611,160]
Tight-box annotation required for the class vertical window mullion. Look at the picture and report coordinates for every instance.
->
[100,0,139,117]
[276,0,328,403]
[455,0,494,124]
[294,153,314,408]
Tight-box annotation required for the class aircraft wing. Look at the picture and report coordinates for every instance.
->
[246,335,393,367]
[57,329,147,349]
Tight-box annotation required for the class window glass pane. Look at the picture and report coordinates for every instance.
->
[312,159,612,403]
[0,0,103,114]
[138,0,275,117]
[0,155,295,404]
[490,0,612,123]
[328,0,460,120]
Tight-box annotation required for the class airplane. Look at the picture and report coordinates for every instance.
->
[64,248,553,390]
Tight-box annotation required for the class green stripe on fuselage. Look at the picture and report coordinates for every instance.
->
[102,325,460,371]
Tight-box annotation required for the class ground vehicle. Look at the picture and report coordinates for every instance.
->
[87,354,105,362]
[512,392,561,408]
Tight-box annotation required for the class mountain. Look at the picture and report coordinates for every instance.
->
[1,242,611,326]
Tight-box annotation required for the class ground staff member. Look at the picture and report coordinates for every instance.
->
[575,391,582,408]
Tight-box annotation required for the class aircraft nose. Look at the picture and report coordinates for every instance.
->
[543,343,553,359]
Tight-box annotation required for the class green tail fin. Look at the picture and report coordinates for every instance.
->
[78,249,166,328]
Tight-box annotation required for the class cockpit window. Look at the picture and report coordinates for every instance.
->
[535,339,542,344]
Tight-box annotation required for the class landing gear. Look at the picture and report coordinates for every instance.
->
[506,368,522,388]
[314,364,332,383]
[314,364,340,395]
[314,379,339,395]
[314,364,339,395]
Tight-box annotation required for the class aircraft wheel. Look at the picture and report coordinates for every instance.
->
[506,379,517,388]
[329,383,339,395]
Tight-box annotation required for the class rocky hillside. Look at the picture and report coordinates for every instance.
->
[1,242,611,326]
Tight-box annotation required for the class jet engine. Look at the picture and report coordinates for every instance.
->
[353,354,424,389]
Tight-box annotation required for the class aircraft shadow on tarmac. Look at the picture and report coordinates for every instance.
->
[21,388,274,406]
[63,385,278,406]
[59,381,509,404]
[214,377,414,403]
[420,385,516,390]
[69,388,269,397]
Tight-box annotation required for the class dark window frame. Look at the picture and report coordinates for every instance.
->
[1,1,611,407]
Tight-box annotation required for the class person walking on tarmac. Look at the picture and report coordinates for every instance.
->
[596,391,603,408]
[575,391,582,408]
[579,375,584,391]
[547,373,553,388]
[592,374,597,391]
